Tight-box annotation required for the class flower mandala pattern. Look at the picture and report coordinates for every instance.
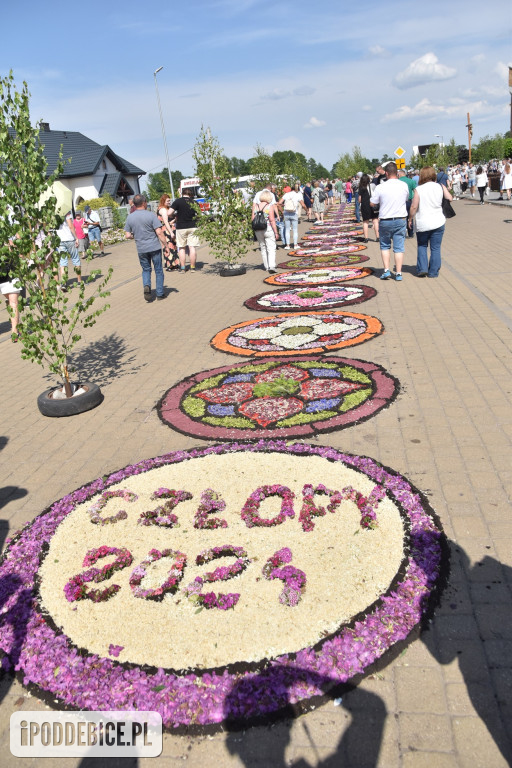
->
[158,356,398,439]
[244,284,377,313]
[264,267,373,287]
[210,311,383,357]
[0,442,447,731]
[278,255,369,269]
[289,245,366,257]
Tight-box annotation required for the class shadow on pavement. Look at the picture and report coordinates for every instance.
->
[42,333,145,387]
[421,543,512,765]
[224,670,385,767]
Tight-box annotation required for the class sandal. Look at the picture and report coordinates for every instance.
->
[11,332,19,343]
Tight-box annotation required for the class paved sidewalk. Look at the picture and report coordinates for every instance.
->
[0,200,511,767]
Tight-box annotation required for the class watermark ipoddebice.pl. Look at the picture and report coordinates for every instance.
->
[10,711,163,758]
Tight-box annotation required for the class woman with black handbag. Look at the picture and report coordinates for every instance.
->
[408,166,453,279]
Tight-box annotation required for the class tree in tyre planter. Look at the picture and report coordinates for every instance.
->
[192,126,252,275]
[0,73,112,416]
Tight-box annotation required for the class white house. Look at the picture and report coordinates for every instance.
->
[38,123,145,206]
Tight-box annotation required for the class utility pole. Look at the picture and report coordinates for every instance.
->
[466,113,473,163]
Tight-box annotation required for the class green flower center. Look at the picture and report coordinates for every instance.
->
[252,376,301,398]
[297,291,323,298]
[281,326,313,335]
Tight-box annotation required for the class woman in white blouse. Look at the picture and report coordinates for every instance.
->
[475,166,488,205]
[408,166,452,279]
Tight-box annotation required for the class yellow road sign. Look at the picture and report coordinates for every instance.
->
[394,146,406,158]
[395,158,406,169]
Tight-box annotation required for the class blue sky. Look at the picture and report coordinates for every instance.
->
[2,0,511,185]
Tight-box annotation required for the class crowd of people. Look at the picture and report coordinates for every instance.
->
[119,154,512,302]
[3,157,509,335]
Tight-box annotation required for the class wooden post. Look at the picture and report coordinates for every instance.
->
[466,113,473,163]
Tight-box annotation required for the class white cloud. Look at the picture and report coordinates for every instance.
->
[394,53,457,89]
[381,97,497,123]
[304,116,326,129]
[494,61,511,80]
[369,45,391,58]
[362,105,372,112]
[471,54,485,63]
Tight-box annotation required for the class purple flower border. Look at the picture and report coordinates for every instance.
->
[157,356,399,442]
[243,284,377,313]
[0,441,447,732]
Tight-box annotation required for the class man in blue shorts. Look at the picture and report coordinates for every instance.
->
[370,162,408,282]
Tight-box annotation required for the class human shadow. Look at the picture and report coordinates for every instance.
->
[224,668,386,767]
[420,542,512,764]
[43,333,145,387]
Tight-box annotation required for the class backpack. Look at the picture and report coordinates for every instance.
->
[252,204,268,231]
[284,195,296,212]
[318,190,327,203]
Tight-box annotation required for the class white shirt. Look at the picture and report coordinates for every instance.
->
[282,190,303,213]
[370,179,408,219]
[476,172,488,187]
[414,182,445,232]
[85,210,101,227]
[253,190,277,206]
[57,213,75,242]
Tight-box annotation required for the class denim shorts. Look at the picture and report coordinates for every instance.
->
[58,241,81,267]
[88,226,102,242]
[379,218,406,253]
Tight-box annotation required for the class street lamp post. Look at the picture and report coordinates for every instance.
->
[153,67,174,200]
[434,134,444,147]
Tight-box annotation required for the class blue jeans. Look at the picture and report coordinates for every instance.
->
[416,224,445,277]
[276,219,285,242]
[379,219,406,253]
[354,192,361,222]
[284,212,298,246]
[346,192,352,203]
[138,248,164,296]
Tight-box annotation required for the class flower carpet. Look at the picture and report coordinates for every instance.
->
[0,442,446,730]
[210,311,383,357]
[158,357,398,440]
[288,245,366,257]
[278,255,369,269]
[0,201,448,733]
[244,284,377,312]
[264,267,373,286]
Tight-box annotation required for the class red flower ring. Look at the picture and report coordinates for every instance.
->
[158,356,398,440]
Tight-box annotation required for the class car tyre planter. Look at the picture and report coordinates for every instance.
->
[37,382,103,417]
[219,265,246,277]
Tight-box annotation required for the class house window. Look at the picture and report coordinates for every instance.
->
[102,160,107,169]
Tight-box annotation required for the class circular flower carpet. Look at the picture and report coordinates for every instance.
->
[0,442,446,730]
[278,255,369,269]
[158,357,398,440]
[302,234,362,242]
[299,238,360,247]
[289,245,366,257]
[210,311,383,357]
[264,266,373,286]
[244,284,377,312]
[306,227,363,236]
